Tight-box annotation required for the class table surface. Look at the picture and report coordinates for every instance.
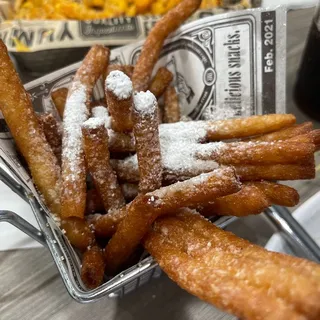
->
[1,7,320,320]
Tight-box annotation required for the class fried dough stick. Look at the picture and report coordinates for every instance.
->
[104,167,240,274]
[105,70,133,132]
[148,67,173,98]
[51,87,68,119]
[61,45,110,219]
[38,113,62,165]
[132,0,202,91]
[163,86,180,123]
[197,140,315,165]
[81,245,105,289]
[0,40,61,215]
[249,122,313,142]
[199,182,299,217]
[206,114,296,140]
[133,91,162,193]
[144,211,320,320]
[82,118,125,212]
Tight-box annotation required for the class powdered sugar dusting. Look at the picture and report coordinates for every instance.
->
[133,91,157,114]
[62,82,89,181]
[106,70,132,99]
[82,117,105,130]
[92,106,112,128]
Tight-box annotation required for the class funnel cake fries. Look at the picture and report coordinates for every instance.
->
[104,167,240,274]
[144,210,320,320]
[82,118,125,212]
[148,67,174,98]
[0,40,61,216]
[132,0,202,91]
[81,245,105,289]
[51,87,68,119]
[163,86,181,123]
[38,113,62,165]
[105,71,134,132]
[133,91,162,193]
[91,106,136,153]
[199,182,299,217]
[61,45,110,220]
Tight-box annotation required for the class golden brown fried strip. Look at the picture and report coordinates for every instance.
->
[132,91,162,193]
[111,159,316,184]
[104,167,240,274]
[249,122,313,142]
[38,113,62,165]
[235,163,315,181]
[105,70,133,132]
[248,181,300,207]
[0,40,61,216]
[144,212,320,320]
[206,114,296,141]
[198,184,270,217]
[81,245,105,289]
[108,130,135,153]
[163,86,180,123]
[82,119,125,212]
[132,0,202,91]
[51,87,68,119]
[61,218,95,252]
[61,45,110,220]
[198,140,315,165]
[148,67,173,98]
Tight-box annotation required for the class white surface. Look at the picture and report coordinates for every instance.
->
[262,0,317,9]
[266,191,320,253]
[0,181,41,250]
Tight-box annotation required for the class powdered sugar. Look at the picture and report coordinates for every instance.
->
[82,117,105,130]
[133,91,157,114]
[116,120,224,177]
[92,106,112,128]
[62,82,89,180]
[106,70,132,99]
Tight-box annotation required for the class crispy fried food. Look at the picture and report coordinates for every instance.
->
[144,210,320,320]
[249,122,313,142]
[81,245,105,289]
[104,167,240,274]
[206,114,296,141]
[0,40,61,216]
[132,0,202,91]
[163,86,180,123]
[51,87,68,119]
[85,189,105,215]
[133,91,162,193]
[248,181,300,207]
[311,129,320,151]
[106,64,134,79]
[82,118,125,212]
[91,105,136,153]
[61,45,110,220]
[198,184,270,217]
[38,113,62,165]
[148,67,174,98]
[105,71,134,132]
[61,218,95,251]
[197,140,315,165]
[235,163,316,181]
[199,181,300,217]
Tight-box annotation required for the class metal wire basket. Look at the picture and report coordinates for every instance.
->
[1,152,320,303]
